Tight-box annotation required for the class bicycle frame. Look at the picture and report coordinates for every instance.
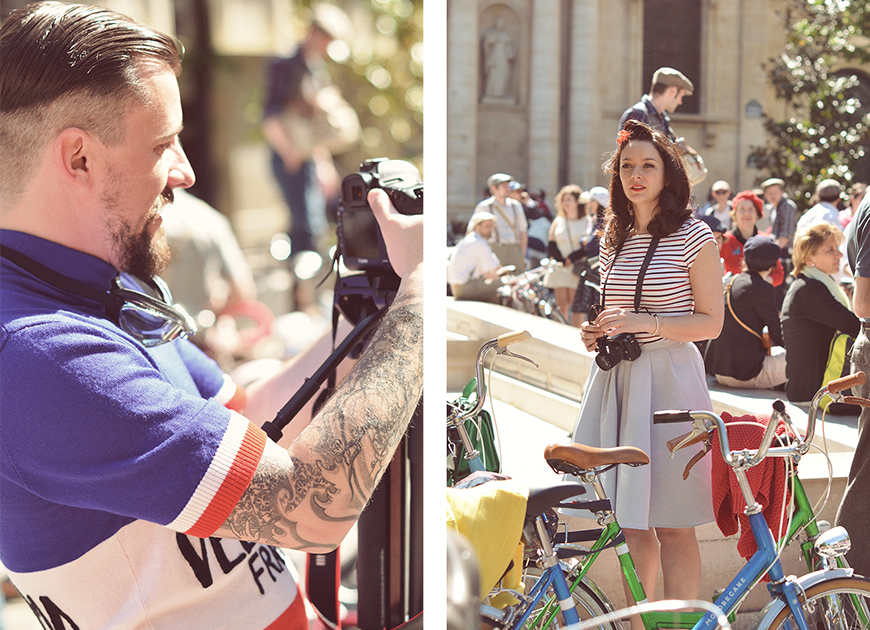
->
[532,376,870,630]
[536,482,831,630]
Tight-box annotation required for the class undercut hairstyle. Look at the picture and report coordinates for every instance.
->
[600,119,692,251]
[791,222,844,277]
[0,2,181,201]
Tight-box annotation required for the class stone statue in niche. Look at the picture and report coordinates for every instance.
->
[481,17,515,102]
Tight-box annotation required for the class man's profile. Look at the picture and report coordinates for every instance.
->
[0,3,423,628]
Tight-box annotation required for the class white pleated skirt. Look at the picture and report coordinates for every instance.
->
[568,338,715,529]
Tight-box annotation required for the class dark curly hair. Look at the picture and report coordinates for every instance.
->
[599,120,692,251]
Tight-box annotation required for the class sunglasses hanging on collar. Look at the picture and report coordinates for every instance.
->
[0,245,196,347]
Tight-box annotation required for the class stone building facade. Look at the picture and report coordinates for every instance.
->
[446,0,869,222]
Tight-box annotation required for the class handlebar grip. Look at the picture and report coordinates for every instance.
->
[828,371,866,393]
[843,396,870,408]
[653,410,694,424]
[497,330,532,347]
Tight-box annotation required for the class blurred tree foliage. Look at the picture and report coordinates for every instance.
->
[303,0,424,176]
[750,0,870,206]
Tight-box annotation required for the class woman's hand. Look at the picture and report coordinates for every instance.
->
[580,319,604,352]
[591,307,653,338]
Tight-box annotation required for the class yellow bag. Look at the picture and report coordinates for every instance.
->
[820,333,854,411]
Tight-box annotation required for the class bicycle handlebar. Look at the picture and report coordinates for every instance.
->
[827,371,866,393]
[498,330,531,347]
[658,372,870,473]
[654,406,786,471]
[805,371,867,448]
[447,330,538,427]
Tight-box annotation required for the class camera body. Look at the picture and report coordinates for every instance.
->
[595,333,642,371]
[337,158,423,272]
[334,158,423,325]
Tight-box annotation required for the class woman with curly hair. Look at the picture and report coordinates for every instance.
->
[569,119,723,610]
[544,184,589,320]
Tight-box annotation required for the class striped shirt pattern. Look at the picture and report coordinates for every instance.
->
[600,218,714,344]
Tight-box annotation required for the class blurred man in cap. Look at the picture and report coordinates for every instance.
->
[262,2,357,261]
[447,213,512,303]
[473,173,528,272]
[701,180,733,231]
[797,179,845,232]
[618,67,694,142]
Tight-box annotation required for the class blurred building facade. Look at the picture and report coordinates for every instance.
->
[446,0,870,222]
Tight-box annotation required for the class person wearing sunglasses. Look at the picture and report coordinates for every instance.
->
[0,4,423,629]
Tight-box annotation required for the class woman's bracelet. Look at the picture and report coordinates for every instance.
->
[652,314,662,337]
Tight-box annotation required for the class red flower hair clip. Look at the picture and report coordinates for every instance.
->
[617,129,630,146]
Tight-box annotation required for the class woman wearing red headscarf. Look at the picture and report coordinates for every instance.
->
[720,190,784,285]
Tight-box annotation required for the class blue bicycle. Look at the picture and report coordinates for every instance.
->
[448,331,870,629]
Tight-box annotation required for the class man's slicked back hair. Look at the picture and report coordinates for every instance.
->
[0,1,181,201]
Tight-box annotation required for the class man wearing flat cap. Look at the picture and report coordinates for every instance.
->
[797,179,845,232]
[448,213,511,303]
[472,173,528,272]
[618,67,694,142]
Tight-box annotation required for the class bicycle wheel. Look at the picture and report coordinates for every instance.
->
[520,565,620,630]
[762,576,870,630]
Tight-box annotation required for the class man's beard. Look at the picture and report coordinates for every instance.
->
[104,187,174,280]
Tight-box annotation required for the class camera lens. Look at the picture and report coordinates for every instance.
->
[595,353,615,371]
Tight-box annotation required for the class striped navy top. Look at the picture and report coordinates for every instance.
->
[600,218,715,344]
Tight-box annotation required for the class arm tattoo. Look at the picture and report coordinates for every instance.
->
[220,289,423,550]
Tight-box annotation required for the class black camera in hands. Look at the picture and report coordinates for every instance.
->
[587,303,642,371]
[337,158,423,272]
[334,158,423,325]
[594,333,641,371]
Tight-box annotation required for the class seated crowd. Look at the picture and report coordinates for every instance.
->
[450,170,869,412]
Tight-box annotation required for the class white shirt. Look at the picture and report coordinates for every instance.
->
[447,231,501,284]
[472,197,527,244]
[796,201,843,232]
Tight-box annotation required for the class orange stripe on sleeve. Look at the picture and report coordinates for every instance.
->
[185,422,267,538]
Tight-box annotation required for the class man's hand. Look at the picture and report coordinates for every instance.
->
[368,189,423,279]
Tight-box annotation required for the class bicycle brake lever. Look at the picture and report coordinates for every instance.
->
[497,347,540,368]
[667,428,706,459]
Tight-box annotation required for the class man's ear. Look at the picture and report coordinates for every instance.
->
[56,128,95,186]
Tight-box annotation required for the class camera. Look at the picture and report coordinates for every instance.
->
[594,333,642,371]
[334,158,423,325]
[587,303,642,371]
[337,158,423,272]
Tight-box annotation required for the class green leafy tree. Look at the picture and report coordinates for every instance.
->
[315,0,424,175]
[750,0,870,207]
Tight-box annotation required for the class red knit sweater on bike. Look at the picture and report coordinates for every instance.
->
[711,412,793,563]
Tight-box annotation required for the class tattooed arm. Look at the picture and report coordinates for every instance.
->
[214,190,424,551]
